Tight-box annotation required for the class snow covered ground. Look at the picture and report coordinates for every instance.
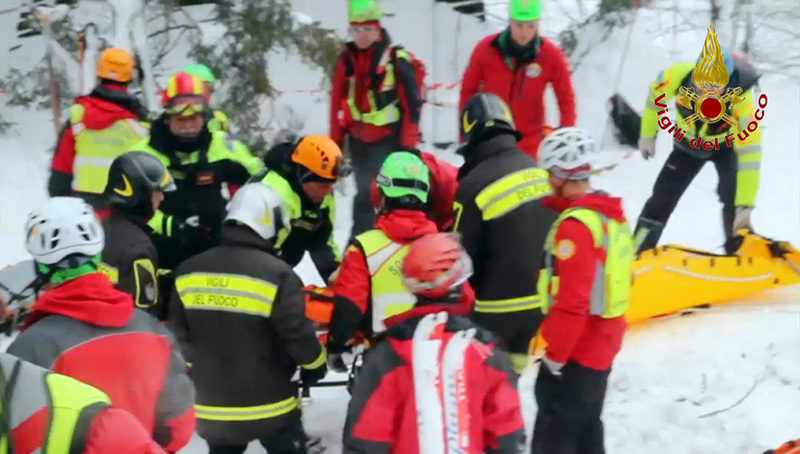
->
[1,0,800,452]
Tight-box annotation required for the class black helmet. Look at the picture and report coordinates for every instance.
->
[459,92,520,144]
[105,151,176,212]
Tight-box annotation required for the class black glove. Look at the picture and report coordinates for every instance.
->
[300,362,327,386]
[327,352,349,373]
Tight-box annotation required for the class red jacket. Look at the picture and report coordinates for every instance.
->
[342,305,524,453]
[8,273,196,452]
[329,29,420,148]
[540,192,627,370]
[459,31,576,158]
[369,151,459,231]
[51,85,142,180]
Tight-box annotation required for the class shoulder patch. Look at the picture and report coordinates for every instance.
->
[555,239,575,260]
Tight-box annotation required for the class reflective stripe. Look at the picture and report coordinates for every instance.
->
[301,345,327,369]
[176,272,277,317]
[475,168,551,221]
[735,144,761,156]
[195,396,299,422]
[71,121,86,135]
[738,161,760,171]
[366,242,404,274]
[373,293,417,319]
[74,155,116,168]
[473,294,542,313]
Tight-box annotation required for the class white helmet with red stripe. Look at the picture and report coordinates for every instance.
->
[537,127,596,180]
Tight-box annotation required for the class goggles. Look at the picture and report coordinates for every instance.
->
[165,102,206,117]
[375,174,430,193]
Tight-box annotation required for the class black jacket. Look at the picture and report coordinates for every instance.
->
[168,225,324,443]
[101,211,161,314]
[454,133,557,308]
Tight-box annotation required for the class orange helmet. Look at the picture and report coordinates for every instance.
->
[291,135,352,181]
[402,233,473,300]
[163,71,208,116]
[96,47,134,83]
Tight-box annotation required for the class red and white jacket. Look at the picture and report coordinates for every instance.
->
[342,304,524,454]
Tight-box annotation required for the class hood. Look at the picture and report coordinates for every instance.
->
[76,86,146,130]
[26,273,133,328]
[542,191,626,222]
[375,209,438,243]
[149,114,212,154]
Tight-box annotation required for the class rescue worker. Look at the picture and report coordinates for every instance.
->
[168,183,327,454]
[133,71,263,268]
[100,151,175,319]
[327,151,454,369]
[459,0,576,159]
[183,62,231,133]
[343,233,524,453]
[8,197,196,453]
[48,47,150,210]
[453,92,557,373]
[0,352,166,453]
[329,0,423,239]
[634,47,762,253]
[534,127,632,454]
[253,135,350,282]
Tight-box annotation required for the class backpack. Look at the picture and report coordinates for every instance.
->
[608,93,641,148]
[392,45,427,106]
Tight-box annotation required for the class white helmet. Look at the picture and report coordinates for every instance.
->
[225,183,288,241]
[25,197,104,265]
[537,127,596,180]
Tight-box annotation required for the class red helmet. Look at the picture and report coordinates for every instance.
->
[402,233,473,300]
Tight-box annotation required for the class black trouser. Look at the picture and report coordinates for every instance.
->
[532,361,610,454]
[635,148,737,253]
[204,410,312,454]
[347,134,399,241]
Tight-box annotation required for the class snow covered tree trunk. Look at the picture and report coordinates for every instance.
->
[109,0,158,111]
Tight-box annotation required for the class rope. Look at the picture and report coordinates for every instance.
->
[599,2,641,158]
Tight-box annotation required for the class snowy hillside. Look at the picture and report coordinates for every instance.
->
[1,0,800,453]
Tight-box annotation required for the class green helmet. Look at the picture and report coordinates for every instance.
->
[509,0,541,21]
[183,63,216,83]
[349,0,382,22]
[376,151,429,203]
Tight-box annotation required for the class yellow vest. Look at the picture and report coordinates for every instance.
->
[70,103,149,194]
[345,47,412,127]
[537,207,633,318]
[0,355,111,453]
[356,229,416,333]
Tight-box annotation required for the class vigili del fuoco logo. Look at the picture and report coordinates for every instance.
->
[653,24,768,151]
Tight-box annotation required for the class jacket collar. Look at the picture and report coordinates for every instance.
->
[492,28,541,69]
[220,224,279,256]
[90,84,149,119]
[458,133,520,180]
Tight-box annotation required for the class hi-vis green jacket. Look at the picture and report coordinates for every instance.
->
[640,59,762,206]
